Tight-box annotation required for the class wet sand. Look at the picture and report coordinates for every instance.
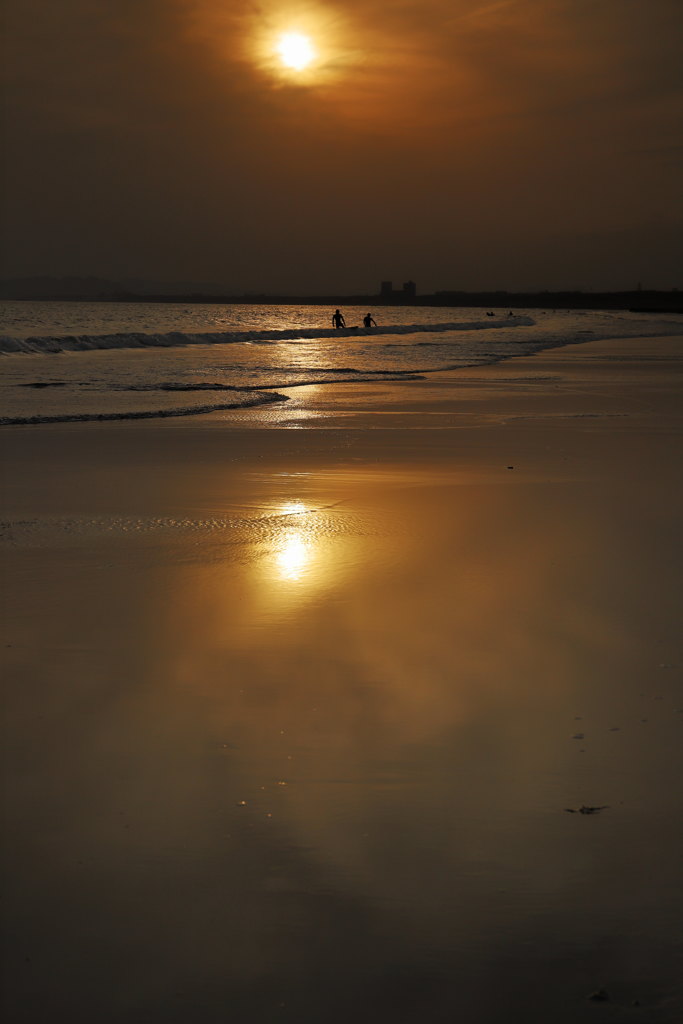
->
[1,336,682,1023]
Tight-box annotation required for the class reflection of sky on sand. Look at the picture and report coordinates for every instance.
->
[154,466,683,904]
[3,457,683,1022]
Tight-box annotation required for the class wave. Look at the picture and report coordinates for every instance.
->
[0,317,535,355]
[0,370,429,425]
[0,390,287,426]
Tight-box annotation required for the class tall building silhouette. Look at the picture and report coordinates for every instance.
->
[379,280,417,301]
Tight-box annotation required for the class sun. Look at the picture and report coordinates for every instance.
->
[276,32,315,71]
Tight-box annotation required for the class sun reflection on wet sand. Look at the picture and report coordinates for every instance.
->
[269,501,316,583]
[275,531,311,581]
[262,499,346,589]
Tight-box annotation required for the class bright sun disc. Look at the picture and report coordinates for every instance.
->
[277,32,315,71]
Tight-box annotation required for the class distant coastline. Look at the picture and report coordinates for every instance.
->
[1,278,681,313]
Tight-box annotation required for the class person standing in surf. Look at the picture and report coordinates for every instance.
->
[332,309,346,329]
[363,313,377,329]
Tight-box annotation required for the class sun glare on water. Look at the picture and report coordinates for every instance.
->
[277,32,315,71]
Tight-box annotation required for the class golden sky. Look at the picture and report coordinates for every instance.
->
[2,0,682,291]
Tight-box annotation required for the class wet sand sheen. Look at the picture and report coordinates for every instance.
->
[1,337,682,1022]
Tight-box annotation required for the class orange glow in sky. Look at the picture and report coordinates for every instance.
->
[2,0,682,292]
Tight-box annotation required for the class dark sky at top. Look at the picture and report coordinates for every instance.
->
[2,0,682,293]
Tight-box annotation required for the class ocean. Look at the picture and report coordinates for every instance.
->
[1,301,681,425]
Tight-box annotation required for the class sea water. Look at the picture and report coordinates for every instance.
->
[1,301,681,424]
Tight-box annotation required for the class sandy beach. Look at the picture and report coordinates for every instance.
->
[1,335,682,1023]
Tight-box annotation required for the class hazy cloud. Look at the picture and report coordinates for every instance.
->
[2,0,681,290]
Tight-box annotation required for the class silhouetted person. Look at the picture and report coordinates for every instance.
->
[332,309,346,329]
[363,313,377,329]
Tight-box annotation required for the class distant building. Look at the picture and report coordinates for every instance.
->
[379,280,417,302]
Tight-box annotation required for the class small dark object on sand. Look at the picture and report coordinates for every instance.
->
[565,805,609,815]
[587,989,610,1002]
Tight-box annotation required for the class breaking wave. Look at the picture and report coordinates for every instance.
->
[0,317,534,355]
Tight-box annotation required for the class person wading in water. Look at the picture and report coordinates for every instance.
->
[332,309,346,329]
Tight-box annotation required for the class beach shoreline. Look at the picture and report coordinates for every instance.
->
[1,334,682,1023]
